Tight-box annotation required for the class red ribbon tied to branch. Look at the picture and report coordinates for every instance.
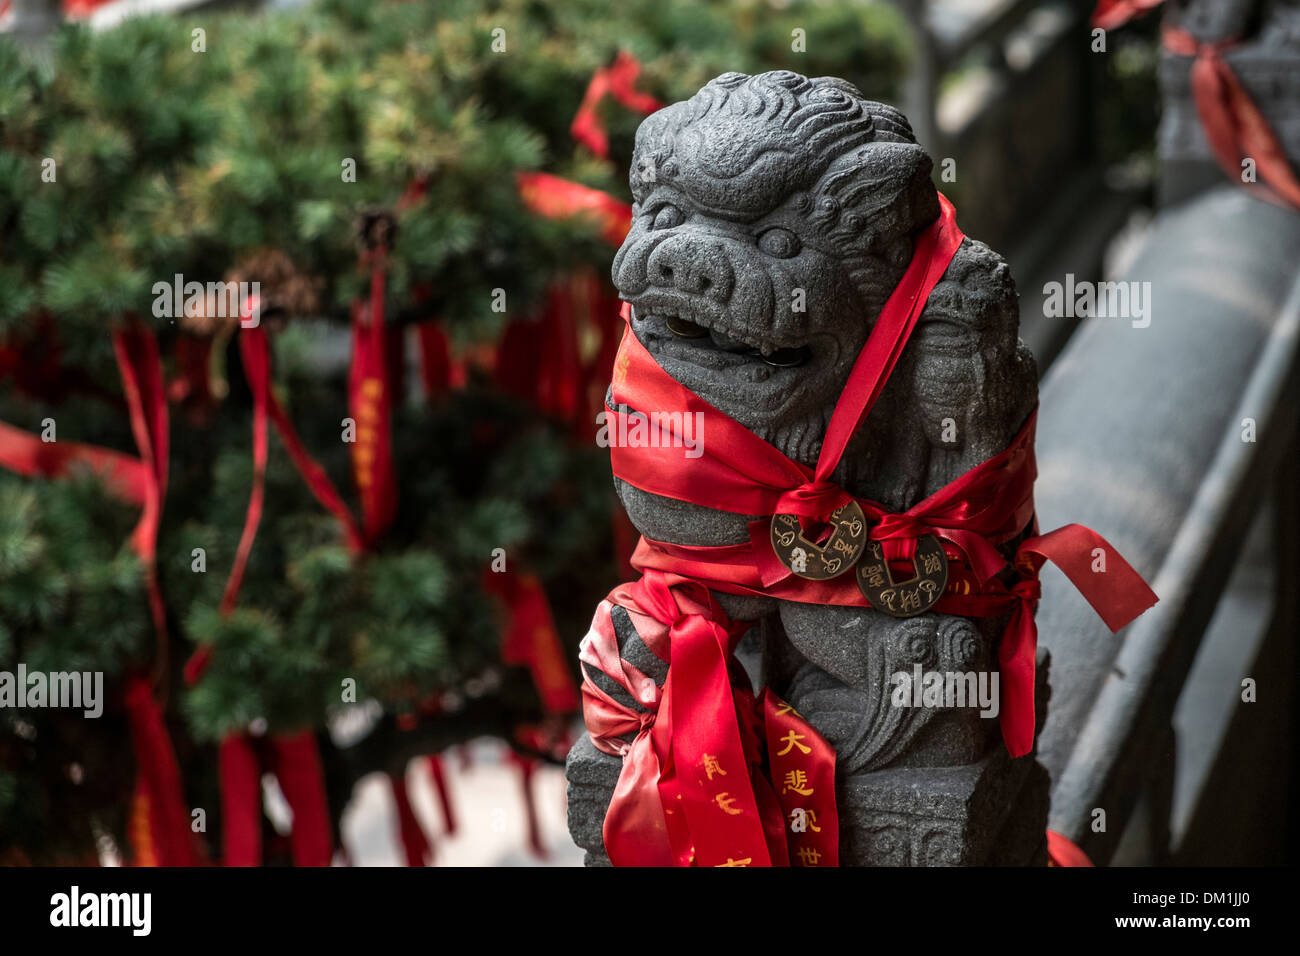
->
[516,171,633,248]
[570,51,662,159]
[0,321,197,865]
[350,242,399,547]
[200,298,364,640]
[0,420,150,503]
[112,324,201,866]
[183,294,365,866]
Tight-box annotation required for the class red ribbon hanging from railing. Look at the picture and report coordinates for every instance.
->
[1161,26,1300,210]
[389,771,433,867]
[1093,0,1300,210]
[1091,0,1164,31]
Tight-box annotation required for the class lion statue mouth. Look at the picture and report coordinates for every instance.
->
[627,302,829,418]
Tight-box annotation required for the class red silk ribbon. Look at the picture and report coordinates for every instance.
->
[251,329,365,555]
[516,174,632,432]
[389,771,432,866]
[610,195,966,526]
[580,570,838,867]
[187,296,366,684]
[1091,0,1164,31]
[607,198,1156,756]
[218,731,334,867]
[1046,829,1095,867]
[349,245,399,547]
[517,171,633,248]
[416,320,462,399]
[426,754,457,835]
[570,51,662,159]
[1161,26,1300,211]
[114,325,198,867]
[1,324,197,867]
[124,674,197,866]
[219,733,263,866]
[0,419,149,503]
[269,730,334,867]
[187,296,361,865]
[112,325,170,666]
[486,569,580,714]
[1092,1,1300,210]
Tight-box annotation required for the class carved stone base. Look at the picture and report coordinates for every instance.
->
[565,734,619,867]
[838,649,1051,866]
[565,734,1049,867]
[567,649,1053,866]
[838,747,1049,866]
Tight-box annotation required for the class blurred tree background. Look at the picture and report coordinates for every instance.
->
[0,0,914,864]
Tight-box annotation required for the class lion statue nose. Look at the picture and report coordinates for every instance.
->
[646,236,735,301]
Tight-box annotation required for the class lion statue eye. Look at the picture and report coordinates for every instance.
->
[652,204,684,230]
[758,227,801,259]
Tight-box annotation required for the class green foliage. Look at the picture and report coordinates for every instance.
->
[1098,26,1161,177]
[1,0,908,344]
[0,472,151,864]
[0,0,909,863]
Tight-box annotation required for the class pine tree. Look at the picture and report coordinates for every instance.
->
[0,0,908,864]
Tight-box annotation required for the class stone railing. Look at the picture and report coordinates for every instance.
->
[1032,0,1300,865]
[1035,184,1300,865]
[891,0,1143,372]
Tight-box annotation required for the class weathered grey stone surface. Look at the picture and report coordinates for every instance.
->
[567,71,1043,866]
[1035,184,1300,788]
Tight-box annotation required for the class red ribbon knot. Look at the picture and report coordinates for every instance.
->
[1160,25,1300,210]
[1012,576,1043,605]
[774,479,852,520]
[1161,27,1238,59]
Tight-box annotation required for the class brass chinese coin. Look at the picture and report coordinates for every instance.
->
[855,534,948,617]
[770,500,868,580]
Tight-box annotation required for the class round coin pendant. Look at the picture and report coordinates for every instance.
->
[855,534,948,617]
[769,500,868,580]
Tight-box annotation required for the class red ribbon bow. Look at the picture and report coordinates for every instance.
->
[580,570,839,867]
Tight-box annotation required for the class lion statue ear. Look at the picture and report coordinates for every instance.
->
[813,141,940,250]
